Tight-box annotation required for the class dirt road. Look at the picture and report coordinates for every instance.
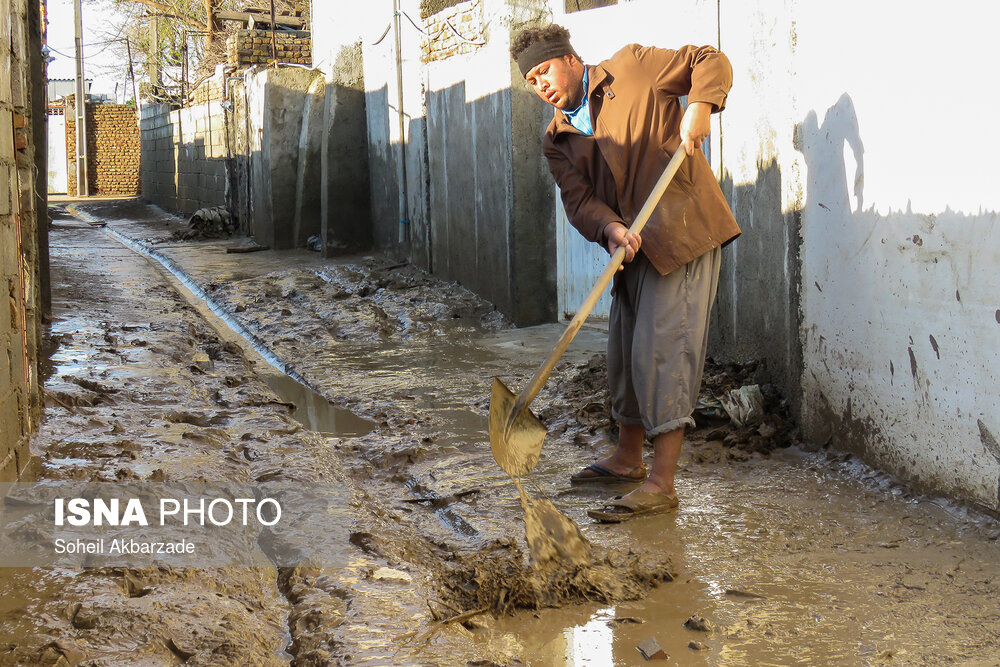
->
[2,198,997,666]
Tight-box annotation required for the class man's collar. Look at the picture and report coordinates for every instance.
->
[550,64,611,137]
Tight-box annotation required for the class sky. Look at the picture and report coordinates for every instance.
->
[45,0,135,102]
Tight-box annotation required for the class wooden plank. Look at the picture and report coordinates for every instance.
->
[214,9,304,28]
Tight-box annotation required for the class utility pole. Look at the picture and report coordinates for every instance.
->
[125,37,139,116]
[73,0,89,196]
[392,0,409,248]
[268,0,278,65]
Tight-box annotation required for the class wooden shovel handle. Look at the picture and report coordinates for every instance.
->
[508,149,687,423]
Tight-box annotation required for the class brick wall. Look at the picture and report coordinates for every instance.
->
[226,29,312,66]
[0,0,41,482]
[65,99,141,195]
[140,98,229,217]
[422,0,485,63]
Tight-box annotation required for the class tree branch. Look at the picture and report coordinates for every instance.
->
[126,0,208,30]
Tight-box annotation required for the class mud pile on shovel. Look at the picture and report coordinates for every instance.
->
[437,485,673,616]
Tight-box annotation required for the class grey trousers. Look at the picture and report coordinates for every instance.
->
[607,246,722,436]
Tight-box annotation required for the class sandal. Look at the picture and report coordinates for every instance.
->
[570,463,646,485]
[587,489,679,523]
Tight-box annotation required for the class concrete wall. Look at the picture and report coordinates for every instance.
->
[311,0,557,325]
[240,66,326,250]
[140,100,228,216]
[780,1,1000,511]
[319,43,372,254]
[0,0,42,482]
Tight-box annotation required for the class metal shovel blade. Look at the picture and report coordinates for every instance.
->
[489,377,547,477]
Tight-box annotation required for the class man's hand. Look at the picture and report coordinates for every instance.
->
[605,222,641,270]
[680,101,713,156]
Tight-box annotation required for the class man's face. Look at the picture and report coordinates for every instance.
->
[525,55,584,111]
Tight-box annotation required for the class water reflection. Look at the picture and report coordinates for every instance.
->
[259,370,374,437]
[567,607,616,665]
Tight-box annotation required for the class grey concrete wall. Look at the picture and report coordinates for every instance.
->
[309,10,375,256]
[311,0,555,324]
[320,44,372,254]
[243,66,326,250]
[140,101,229,217]
[711,164,802,417]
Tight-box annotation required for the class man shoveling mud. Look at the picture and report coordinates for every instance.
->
[511,25,740,521]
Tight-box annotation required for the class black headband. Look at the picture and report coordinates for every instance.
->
[516,38,577,77]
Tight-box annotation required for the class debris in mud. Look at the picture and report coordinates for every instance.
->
[436,539,673,617]
[369,567,413,584]
[173,206,237,240]
[543,355,797,458]
[688,640,709,651]
[684,615,714,632]
[636,637,668,660]
[608,616,645,626]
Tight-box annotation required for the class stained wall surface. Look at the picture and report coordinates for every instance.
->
[311,0,557,325]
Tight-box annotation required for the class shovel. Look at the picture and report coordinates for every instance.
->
[489,148,687,477]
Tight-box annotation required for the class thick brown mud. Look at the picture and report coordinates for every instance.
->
[4,198,998,666]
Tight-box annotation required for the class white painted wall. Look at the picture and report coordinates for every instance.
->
[785,1,1000,508]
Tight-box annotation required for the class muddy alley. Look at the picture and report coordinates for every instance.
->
[2,198,998,666]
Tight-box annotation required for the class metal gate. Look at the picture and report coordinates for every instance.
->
[555,188,612,321]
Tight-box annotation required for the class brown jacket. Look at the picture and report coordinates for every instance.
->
[543,44,741,276]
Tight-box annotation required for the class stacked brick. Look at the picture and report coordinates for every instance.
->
[226,30,312,66]
[65,97,141,196]
[1,0,41,482]
[422,0,485,63]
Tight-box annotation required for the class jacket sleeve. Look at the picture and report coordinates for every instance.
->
[543,139,623,245]
[629,43,732,112]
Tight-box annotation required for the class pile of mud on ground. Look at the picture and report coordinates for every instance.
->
[6,197,998,666]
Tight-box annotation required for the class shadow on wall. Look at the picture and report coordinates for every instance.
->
[321,45,372,256]
[364,78,557,326]
[710,95,863,419]
[792,92,1000,512]
[139,113,229,219]
[712,157,802,419]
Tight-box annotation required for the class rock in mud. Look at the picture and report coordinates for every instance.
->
[370,567,413,584]
[684,615,714,632]
[636,637,668,660]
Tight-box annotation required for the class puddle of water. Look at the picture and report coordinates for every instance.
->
[259,370,373,437]
[107,229,376,440]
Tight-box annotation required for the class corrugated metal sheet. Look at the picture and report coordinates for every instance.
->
[555,189,612,320]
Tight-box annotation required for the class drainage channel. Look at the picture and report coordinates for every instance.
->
[79,214,484,539]
[95,221,374,438]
